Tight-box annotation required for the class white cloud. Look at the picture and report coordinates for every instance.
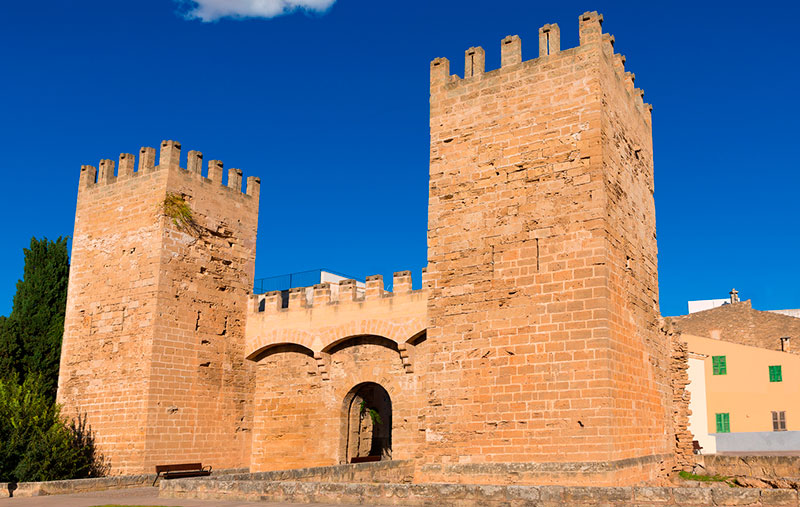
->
[177,0,337,22]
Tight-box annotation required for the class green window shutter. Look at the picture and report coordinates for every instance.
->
[716,413,730,433]
[769,365,782,382]
[712,356,727,375]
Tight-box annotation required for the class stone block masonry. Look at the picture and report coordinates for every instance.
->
[58,11,690,487]
[57,140,260,475]
[245,271,427,472]
[423,11,668,485]
[160,476,800,506]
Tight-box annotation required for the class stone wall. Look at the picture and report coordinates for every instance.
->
[58,11,693,484]
[220,460,414,483]
[57,141,260,474]
[4,468,249,498]
[248,334,423,472]
[670,327,695,470]
[160,477,799,506]
[700,455,800,481]
[6,475,153,498]
[422,12,669,485]
[58,158,167,472]
[671,301,800,354]
[246,273,426,472]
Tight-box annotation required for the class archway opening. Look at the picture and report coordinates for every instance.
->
[342,382,392,463]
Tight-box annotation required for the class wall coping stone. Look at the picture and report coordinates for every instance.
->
[160,477,800,506]
[217,460,413,483]
[8,467,249,497]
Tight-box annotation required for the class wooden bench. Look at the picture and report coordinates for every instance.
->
[153,463,212,486]
[350,456,381,464]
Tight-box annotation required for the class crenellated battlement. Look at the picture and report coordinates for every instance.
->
[430,11,652,118]
[250,269,430,315]
[77,139,261,199]
[245,269,428,367]
[63,136,261,473]
[426,10,664,479]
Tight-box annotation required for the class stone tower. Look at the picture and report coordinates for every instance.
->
[57,141,260,474]
[422,12,670,485]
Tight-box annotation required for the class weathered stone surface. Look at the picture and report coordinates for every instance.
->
[58,144,260,475]
[221,460,413,484]
[57,11,693,488]
[759,489,799,506]
[10,474,155,497]
[634,486,673,503]
[563,486,633,503]
[701,455,800,481]
[422,10,669,486]
[160,478,795,506]
[672,486,712,504]
[711,487,761,506]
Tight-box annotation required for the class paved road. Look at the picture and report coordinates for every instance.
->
[0,487,358,507]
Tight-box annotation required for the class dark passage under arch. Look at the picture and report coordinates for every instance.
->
[342,382,392,463]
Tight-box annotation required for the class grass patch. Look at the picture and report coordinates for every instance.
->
[160,193,198,234]
[679,470,737,487]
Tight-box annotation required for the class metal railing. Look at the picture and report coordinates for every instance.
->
[253,268,358,295]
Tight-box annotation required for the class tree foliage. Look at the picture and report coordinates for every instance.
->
[0,237,69,401]
[0,375,106,482]
[0,237,106,483]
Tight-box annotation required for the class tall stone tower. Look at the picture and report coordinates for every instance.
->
[57,141,260,474]
[423,12,670,485]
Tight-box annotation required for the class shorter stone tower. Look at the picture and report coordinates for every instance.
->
[57,141,260,474]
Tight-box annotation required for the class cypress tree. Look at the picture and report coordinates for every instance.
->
[0,237,70,400]
[0,315,18,381]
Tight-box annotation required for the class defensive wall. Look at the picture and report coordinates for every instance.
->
[245,271,427,472]
[56,11,695,487]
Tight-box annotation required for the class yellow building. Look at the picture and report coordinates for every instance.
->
[684,333,800,453]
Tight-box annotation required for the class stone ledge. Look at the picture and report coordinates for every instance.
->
[422,453,670,475]
[218,460,413,483]
[159,478,800,506]
[10,474,154,497]
[8,467,249,497]
[700,455,800,481]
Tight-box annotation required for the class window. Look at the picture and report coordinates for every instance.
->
[715,413,730,433]
[772,411,787,431]
[769,365,783,382]
[712,355,727,375]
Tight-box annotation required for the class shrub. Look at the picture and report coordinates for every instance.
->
[0,375,106,483]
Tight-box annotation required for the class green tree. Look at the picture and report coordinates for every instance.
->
[0,314,17,382]
[0,375,105,482]
[0,237,69,400]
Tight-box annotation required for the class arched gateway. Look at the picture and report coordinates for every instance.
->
[341,382,392,463]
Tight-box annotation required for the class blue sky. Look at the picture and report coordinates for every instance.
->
[0,0,797,317]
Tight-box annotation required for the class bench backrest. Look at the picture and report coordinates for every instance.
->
[155,463,204,473]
